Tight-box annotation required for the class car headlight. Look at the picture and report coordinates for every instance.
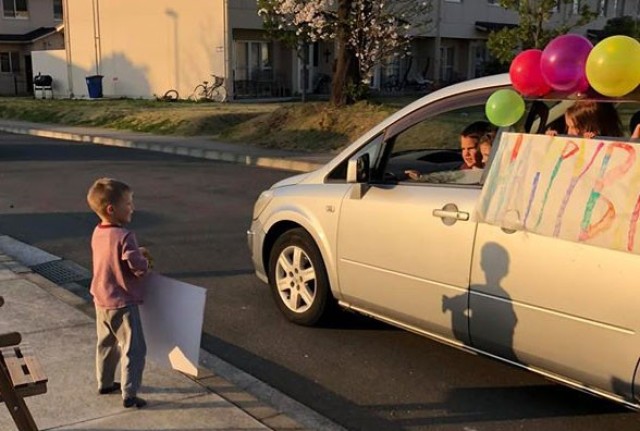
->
[252,190,274,220]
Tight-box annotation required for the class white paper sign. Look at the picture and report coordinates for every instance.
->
[139,273,206,377]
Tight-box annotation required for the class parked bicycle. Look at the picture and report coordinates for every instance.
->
[190,74,227,102]
[156,89,180,102]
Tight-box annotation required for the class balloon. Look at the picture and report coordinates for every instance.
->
[541,34,593,93]
[510,49,551,96]
[485,89,525,127]
[586,35,640,97]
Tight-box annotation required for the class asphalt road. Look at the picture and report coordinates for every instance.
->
[1,132,639,431]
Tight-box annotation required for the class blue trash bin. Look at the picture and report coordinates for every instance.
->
[86,75,104,98]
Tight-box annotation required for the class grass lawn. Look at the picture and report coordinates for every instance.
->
[0,96,420,153]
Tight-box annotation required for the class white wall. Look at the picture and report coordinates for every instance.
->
[31,49,69,97]
[66,0,227,99]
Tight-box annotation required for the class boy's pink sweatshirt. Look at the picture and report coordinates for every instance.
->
[90,224,149,309]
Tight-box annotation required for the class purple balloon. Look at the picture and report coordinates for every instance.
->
[541,34,593,93]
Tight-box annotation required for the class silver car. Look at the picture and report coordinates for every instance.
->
[247,73,640,409]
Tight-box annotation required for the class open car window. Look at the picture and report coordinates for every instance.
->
[378,87,511,186]
[328,85,640,185]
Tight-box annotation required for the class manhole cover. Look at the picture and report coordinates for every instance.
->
[30,260,91,285]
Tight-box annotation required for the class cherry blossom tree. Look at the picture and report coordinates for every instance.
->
[258,0,432,105]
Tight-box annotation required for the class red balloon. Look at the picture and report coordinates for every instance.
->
[510,49,551,97]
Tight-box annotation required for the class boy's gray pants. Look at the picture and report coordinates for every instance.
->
[95,304,146,399]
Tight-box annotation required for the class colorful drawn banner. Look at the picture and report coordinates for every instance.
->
[477,132,640,254]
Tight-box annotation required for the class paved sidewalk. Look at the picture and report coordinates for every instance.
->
[0,120,333,173]
[0,252,296,431]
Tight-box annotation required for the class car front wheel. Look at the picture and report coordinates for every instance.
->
[268,228,331,326]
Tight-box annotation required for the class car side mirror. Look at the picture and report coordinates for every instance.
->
[346,153,371,200]
[347,153,370,184]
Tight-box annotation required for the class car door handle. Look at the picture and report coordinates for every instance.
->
[432,209,469,221]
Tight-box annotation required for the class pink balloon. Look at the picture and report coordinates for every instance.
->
[541,34,593,93]
[509,49,551,96]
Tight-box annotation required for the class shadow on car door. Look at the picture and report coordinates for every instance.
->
[337,182,481,344]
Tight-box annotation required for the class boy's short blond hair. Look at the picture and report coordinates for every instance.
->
[87,178,131,217]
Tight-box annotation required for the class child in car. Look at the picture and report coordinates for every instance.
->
[547,101,623,139]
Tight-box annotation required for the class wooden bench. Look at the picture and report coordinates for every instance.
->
[0,296,48,431]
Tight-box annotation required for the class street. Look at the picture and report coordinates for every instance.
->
[0,132,638,431]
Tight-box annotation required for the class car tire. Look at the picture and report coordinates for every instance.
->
[268,228,331,326]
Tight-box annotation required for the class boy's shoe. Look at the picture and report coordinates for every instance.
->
[98,382,121,395]
[123,396,147,408]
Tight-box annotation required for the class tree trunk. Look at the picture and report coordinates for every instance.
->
[301,43,308,103]
[330,0,359,106]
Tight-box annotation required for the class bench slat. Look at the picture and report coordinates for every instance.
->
[22,356,47,385]
[0,345,48,387]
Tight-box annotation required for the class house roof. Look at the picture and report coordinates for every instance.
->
[0,27,58,44]
[475,21,518,32]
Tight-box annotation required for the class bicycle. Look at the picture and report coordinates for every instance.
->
[190,74,227,102]
[156,89,180,102]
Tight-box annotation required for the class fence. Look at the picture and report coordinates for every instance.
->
[0,74,30,96]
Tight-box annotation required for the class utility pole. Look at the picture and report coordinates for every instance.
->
[91,0,102,75]
[63,0,74,97]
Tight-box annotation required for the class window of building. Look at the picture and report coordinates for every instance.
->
[440,46,455,83]
[2,0,29,19]
[234,41,272,81]
[470,43,489,78]
[572,0,581,14]
[614,0,626,16]
[53,0,62,20]
[598,0,609,16]
[0,52,20,73]
[487,0,499,5]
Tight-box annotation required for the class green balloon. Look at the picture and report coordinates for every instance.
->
[485,89,525,127]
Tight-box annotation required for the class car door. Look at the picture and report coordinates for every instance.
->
[469,100,640,399]
[336,91,499,343]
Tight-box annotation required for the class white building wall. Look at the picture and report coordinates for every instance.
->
[66,0,226,99]
[31,49,69,96]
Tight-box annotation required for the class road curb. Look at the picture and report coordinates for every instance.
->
[0,125,324,173]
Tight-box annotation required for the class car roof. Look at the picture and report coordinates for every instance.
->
[315,73,640,178]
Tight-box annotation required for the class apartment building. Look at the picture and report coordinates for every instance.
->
[0,0,64,95]
[38,0,312,100]
[30,0,638,100]
[385,0,640,90]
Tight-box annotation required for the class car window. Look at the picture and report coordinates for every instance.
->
[533,100,640,140]
[386,104,489,185]
[393,105,488,152]
[377,81,516,187]
[612,102,640,139]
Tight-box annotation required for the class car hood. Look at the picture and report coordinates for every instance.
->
[271,172,310,189]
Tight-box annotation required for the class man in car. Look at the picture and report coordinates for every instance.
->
[405,121,494,181]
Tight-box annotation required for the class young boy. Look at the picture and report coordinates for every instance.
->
[86,178,151,409]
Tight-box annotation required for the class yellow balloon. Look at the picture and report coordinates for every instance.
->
[586,35,640,97]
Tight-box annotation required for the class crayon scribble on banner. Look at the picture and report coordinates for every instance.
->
[477,132,640,254]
